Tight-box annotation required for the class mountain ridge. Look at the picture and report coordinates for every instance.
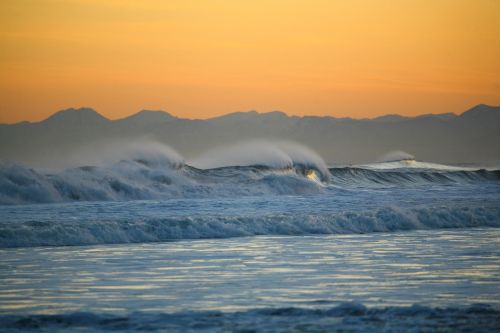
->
[4,104,498,126]
[0,104,499,167]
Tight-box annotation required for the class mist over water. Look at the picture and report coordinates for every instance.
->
[36,139,185,171]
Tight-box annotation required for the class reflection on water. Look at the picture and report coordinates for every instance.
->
[0,228,499,315]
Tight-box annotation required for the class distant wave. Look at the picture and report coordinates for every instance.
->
[358,159,481,171]
[0,303,498,333]
[1,205,499,247]
[330,167,500,188]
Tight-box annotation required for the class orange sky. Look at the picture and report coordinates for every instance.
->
[1,0,499,123]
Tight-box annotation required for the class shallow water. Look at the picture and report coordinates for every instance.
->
[1,229,500,312]
[1,228,499,331]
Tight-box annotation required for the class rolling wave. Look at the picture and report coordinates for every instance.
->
[1,206,499,247]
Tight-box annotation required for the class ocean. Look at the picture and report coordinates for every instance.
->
[0,147,499,332]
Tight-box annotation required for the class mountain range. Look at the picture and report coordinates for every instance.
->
[1,104,499,167]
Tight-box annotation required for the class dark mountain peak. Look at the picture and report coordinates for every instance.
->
[136,109,174,117]
[213,110,257,119]
[210,110,289,122]
[460,104,500,120]
[464,104,492,112]
[43,107,109,124]
[120,110,175,123]
[262,110,288,118]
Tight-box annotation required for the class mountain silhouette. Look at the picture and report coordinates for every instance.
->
[1,105,499,167]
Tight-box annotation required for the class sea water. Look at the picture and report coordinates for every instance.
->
[0,229,499,332]
[0,152,499,331]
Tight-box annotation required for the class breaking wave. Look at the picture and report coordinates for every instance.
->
[190,141,331,181]
[0,141,334,205]
[0,163,327,205]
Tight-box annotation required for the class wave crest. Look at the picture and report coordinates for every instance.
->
[189,141,330,181]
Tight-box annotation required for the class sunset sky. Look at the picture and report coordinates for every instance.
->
[1,0,499,123]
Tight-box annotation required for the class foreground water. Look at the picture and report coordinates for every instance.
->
[1,229,499,332]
